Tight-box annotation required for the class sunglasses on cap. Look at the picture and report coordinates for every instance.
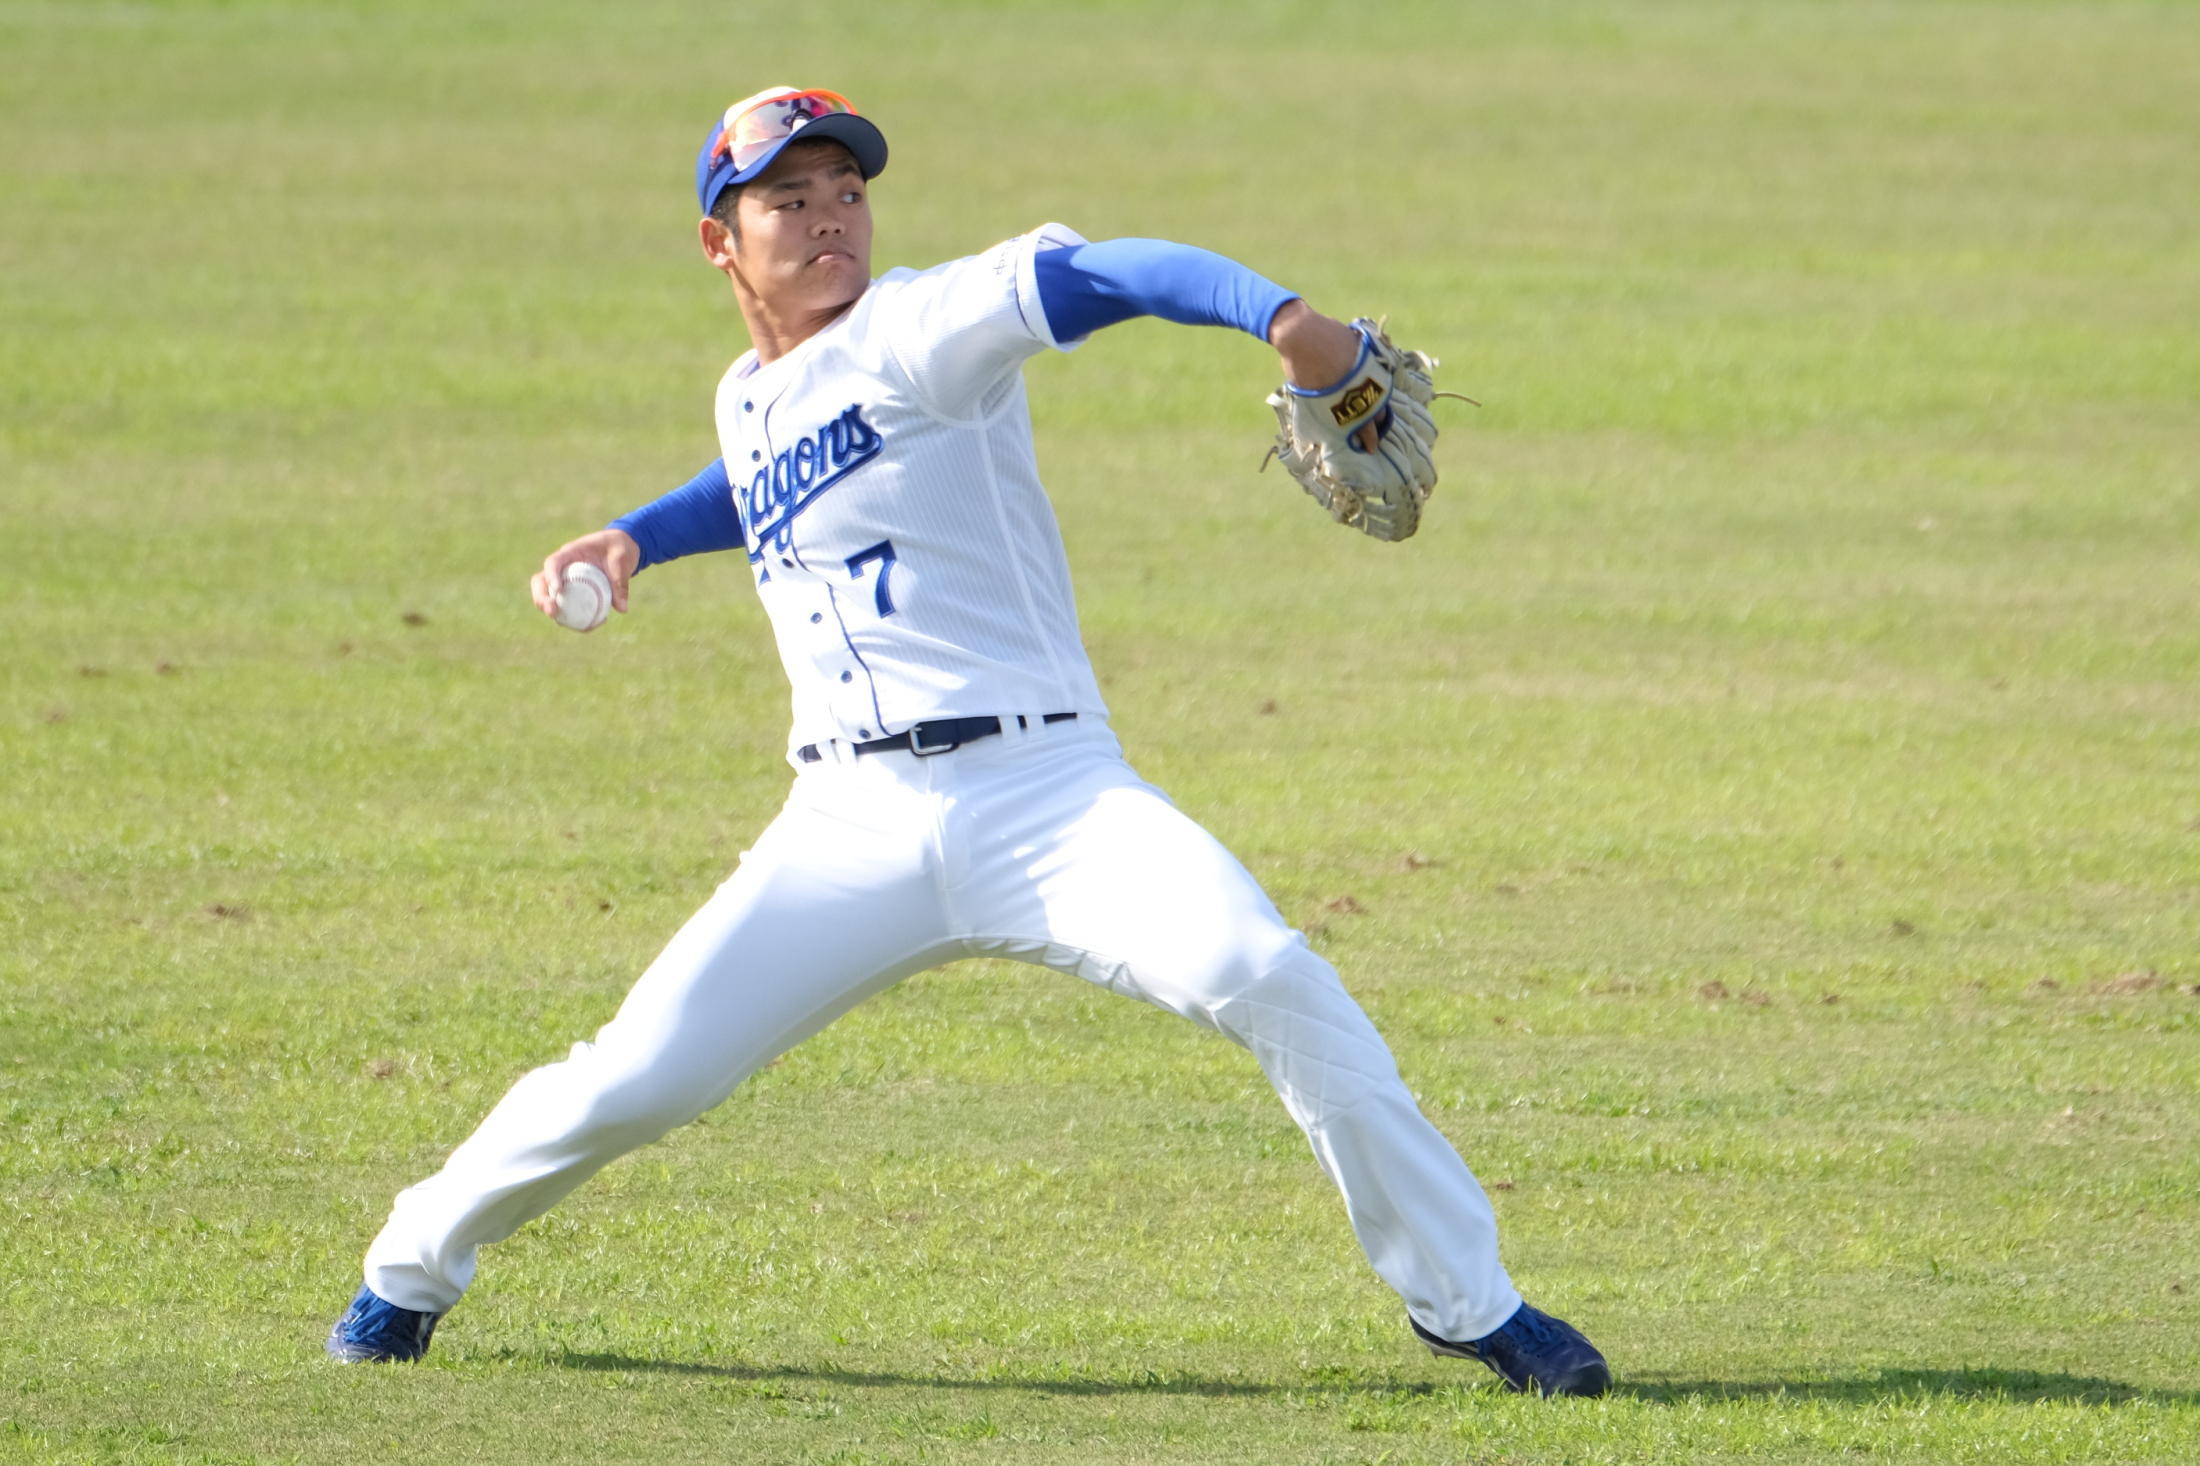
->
[711,88,861,173]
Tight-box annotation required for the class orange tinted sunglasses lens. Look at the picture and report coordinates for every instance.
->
[713,90,858,168]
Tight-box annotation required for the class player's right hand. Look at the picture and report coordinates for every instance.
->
[531,529,641,618]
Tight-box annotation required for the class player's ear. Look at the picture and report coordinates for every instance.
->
[699,215,740,270]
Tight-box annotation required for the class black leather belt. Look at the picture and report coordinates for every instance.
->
[798,713,1077,763]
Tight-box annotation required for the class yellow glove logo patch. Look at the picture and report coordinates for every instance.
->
[1331,377,1384,427]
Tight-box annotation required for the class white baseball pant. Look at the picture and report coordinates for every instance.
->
[364,718,1523,1342]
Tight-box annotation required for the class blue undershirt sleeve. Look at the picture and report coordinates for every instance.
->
[607,458,747,572]
[1032,238,1299,344]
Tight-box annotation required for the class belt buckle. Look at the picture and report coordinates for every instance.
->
[906,721,959,757]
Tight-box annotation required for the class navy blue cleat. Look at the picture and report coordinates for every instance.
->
[1412,1302,1611,1397]
[325,1284,444,1363]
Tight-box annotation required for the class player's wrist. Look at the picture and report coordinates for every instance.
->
[1269,303,1366,392]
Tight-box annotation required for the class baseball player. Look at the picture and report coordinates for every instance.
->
[327,85,1609,1397]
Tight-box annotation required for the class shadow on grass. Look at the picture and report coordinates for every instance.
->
[546,1351,1304,1399]
[546,1354,2190,1407]
[1623,1368,2193,1408]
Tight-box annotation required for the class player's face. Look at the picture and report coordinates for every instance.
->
[729,142,873,315]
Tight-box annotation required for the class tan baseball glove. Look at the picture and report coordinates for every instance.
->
[1261,318,1469,542]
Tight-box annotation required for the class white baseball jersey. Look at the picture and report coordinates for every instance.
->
[712,222,1108,759]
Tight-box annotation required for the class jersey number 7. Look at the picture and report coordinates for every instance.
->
[844,539,899,617]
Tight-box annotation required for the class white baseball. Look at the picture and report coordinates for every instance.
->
[552,562,612,632]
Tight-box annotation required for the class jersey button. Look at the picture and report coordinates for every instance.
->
[780,556,793,568]
[858,728,871,738]
[750,450,761,462]
[809,612,822,624]
[743,401,753,413]
[840,671,853,683]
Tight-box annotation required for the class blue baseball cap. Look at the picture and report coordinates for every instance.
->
[695,86,889,216]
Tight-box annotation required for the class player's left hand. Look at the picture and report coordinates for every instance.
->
[1262,314,1464,543]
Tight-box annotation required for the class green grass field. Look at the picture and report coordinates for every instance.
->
[4,1,2197,1461]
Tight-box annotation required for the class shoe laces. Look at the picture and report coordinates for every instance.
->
[1487,1305,1568,1357]
[343,1293,432,1343]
